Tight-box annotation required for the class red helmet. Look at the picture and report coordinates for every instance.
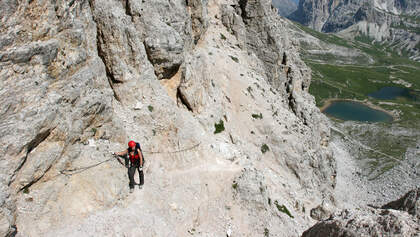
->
[128,141,136,148]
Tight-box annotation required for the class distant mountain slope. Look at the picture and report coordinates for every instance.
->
[287,17,420,221]
[288,0,342,31]
[288,0,420,61]
[272,0,297,17]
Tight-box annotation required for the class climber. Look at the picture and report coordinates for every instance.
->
[113,140,145,193]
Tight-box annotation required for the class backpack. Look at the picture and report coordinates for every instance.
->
[135,142,146,164]
[126,142,146,167]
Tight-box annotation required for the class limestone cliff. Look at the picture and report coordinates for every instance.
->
[303,188,420,237]
[289,0,420,61]
[288,0,340,31]
[0,0,335,236]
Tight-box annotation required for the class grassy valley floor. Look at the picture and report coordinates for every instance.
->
[292,22,420,188]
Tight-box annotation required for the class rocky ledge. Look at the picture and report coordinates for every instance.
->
[303,188,420,237]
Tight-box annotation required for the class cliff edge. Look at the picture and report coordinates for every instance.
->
[0,0,335,236]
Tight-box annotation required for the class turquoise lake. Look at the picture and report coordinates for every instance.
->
[323,101,393,122]
[368,86,418,101]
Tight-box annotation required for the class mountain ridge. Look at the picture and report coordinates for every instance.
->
[288,0,420,61]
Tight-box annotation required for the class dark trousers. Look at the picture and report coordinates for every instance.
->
[128,165,144,189]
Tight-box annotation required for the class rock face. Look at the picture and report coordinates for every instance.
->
[272,0,298,17]
[302,208,420,237]
[382,188,420,219]
[290,0,420,32]
[302,188,420,237]
[288,0,341,31]
[288,0,420,61]
[0,0,336,236]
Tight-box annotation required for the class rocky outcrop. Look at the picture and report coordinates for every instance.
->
[382,188,420,219]
[221,0,334,191]
[1,0,336,236]
[302,188,420,237]
[272,0,298,17]
[302,208,420,237]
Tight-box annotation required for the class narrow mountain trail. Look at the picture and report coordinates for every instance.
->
[44,157,241,237]
[307,59,418,70]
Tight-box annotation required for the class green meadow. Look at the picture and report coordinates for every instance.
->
[295,23,420,178]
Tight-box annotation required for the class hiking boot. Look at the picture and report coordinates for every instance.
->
[129,188,134,193]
